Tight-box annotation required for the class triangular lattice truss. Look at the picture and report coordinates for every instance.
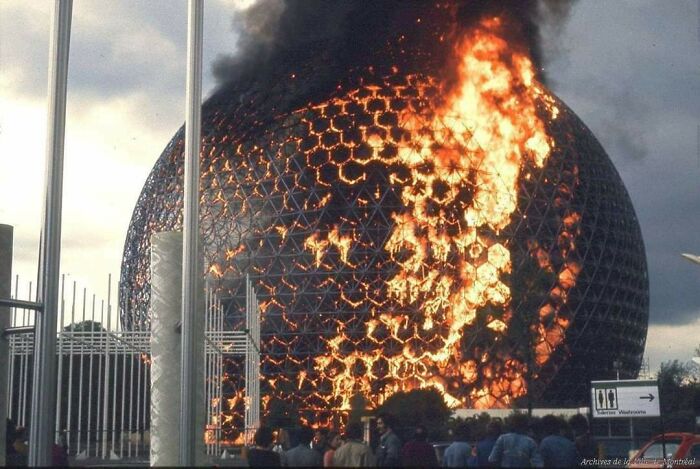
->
[120,67,648,433]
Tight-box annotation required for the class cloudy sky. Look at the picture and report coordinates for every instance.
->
[1,1,698,370]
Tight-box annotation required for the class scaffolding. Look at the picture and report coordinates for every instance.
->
[5,274,260,461]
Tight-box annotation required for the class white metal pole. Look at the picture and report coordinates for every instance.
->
[8,277,19,421]
[142,359,148,457]
[86,294,96,457]
[181,0,204,465]
[54,276,66,444]
[76,288,86,455]
[66,281,76,452]
[0,225,12,466]
[100,300,109,458]
[29,1,72,464]
[110,282,118,457]
[127,345,135,458]
[102,275,112,459]
[120,324,127,457]
[205,288,211,455]
[135,347,142,456]
[97,300,104,458]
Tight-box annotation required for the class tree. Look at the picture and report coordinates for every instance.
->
[656,359,698,432]
[63,320,105,332]
[375,388,451,440]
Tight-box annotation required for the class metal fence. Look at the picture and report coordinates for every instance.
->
[5,274,260,461]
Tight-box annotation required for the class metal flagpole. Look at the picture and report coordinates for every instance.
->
[181,0,203,465]
[29,0,72,465]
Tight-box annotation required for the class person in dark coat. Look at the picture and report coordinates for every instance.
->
[442,422,471,468]
[282,426,323,467]
[569,414,597,462]
[248,426,281,467]
[400,425,438,467]
[475,419,502,467]
[538,415,578,468]
[376,413,402,467]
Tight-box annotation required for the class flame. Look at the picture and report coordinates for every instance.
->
[197,16,583,434]
[300,17,568,410]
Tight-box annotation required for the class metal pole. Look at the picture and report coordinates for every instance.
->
[29,0,72,465]
[110,281,118,458]
[86,294,96,457]
[135,347,142,457]
[76,288,86,455]
[8,276,19,422]
[181,0,203,465]
[0,225,13,466]
[66,281,76,452]
[97,300,104,458]
[103,275,112,459]
[54,276,66,444]
[127,343,135,458]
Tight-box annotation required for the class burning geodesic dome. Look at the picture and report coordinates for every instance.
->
[120,1,648,435]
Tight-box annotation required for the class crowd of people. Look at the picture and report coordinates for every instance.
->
[5,419,69,467]
[242,412,598,468]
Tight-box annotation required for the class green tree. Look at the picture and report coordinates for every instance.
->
[375,388,451,440]
[63,320,105,332]
[656,359,698,431]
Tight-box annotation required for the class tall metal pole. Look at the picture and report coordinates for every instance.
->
[29,2,72,463]
[0,225,14,467]
[181,0,203,465]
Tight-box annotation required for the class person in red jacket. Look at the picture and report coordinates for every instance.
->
[400,425,438,467]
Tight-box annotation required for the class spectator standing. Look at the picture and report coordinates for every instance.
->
[282,426,323,467]
[273,428,291,454]
[400,425,438,467]
[376,413,402,467]
[538,415,578,467]
[488,413,543,468]
[569,414,597,461]
[313,428,329,455]
[323,431,343,467]
[248,426,281,467]
[442,422,472,468]
[333,422,375,467]
[476,419,502,467]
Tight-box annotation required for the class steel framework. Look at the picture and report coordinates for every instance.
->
[6,275,260,461]
[120,65,649,424]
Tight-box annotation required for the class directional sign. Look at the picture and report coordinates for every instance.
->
[591,380,660,418]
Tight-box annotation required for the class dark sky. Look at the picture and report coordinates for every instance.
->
[544,0,700,327]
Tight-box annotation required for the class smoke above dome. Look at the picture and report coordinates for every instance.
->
[119,0,646,436]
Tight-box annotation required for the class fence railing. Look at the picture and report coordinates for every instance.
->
[5,274,260,461]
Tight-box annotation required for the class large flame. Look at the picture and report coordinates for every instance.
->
[198,16,583,434]
[293,17,576,411]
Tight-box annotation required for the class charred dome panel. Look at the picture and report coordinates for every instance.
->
[119,17,648,428]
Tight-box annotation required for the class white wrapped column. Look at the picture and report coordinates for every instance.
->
[0,224,13,466]
[150,232,205,466]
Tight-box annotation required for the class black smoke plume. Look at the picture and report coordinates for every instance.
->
[213,0,576,89]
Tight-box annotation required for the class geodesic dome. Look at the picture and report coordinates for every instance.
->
[120,20,648,429]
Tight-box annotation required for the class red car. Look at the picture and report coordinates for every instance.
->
[629,433,700,468]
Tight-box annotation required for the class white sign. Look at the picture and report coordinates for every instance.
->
[590,380,660,418]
